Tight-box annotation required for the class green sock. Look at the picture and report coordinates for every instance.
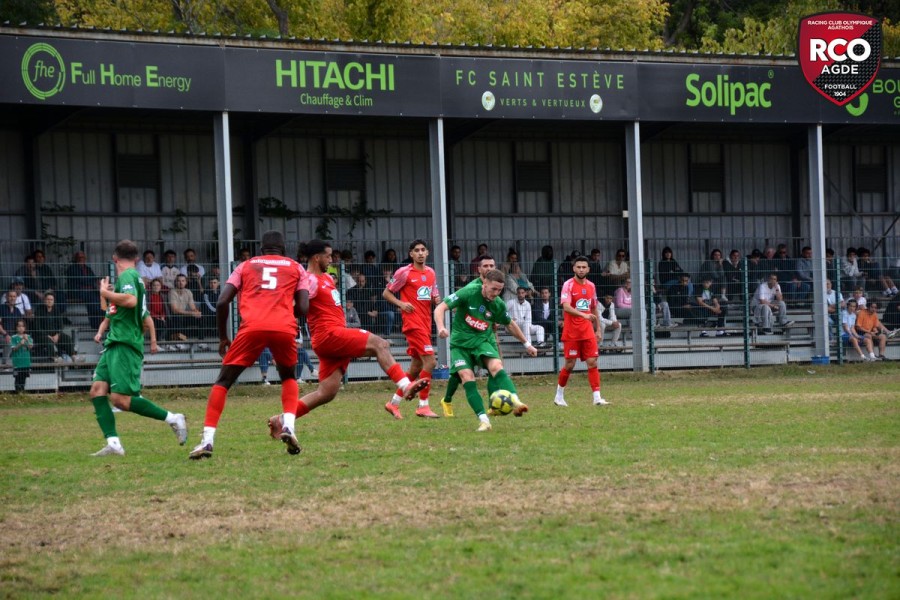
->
[492,369,517,395]
[91,396,118,439]
[129,395,168,421]
[463,381,485,417]
[487,373,500,396]
[444,372,461,402]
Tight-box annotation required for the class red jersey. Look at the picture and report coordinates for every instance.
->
[387,263,440,334]
[226,255,308,335]
[560,277,598,341]
[307,272,347,341]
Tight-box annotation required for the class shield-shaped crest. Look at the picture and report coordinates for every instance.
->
[798,12,881,106]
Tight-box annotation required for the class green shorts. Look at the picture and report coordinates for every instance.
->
[93,344,143,397]
[449,341,499,374]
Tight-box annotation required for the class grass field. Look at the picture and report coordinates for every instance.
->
[1,363,899,599]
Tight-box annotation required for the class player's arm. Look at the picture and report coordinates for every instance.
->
[94,317,110,343]
[561,300,595,322]
[505,320,538,357]
[293,289,309,317]
[434,301,450,338]
[216,282,239,356]
[592,304,602,337]
[143,314,158,353]
[99,276,137,309]
[382,288,413,313]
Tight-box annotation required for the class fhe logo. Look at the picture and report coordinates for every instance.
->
[799,12,881,106]
[21,43,66,100]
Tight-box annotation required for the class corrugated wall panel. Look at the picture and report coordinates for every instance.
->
[0,130,25,213]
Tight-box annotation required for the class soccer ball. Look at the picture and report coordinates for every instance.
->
[488,390,515,416]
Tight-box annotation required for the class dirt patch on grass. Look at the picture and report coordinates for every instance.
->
[2,465,897,556]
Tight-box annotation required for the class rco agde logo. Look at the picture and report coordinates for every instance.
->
[21,43,66,100]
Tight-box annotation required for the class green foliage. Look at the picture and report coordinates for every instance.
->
[313,197,391,240]
[161,208,188,234]
[257,196,300,220]
[0,0,57,24]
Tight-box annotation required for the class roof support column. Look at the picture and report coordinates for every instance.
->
[807,124,829,358]
[625,121,648,372]
[214,110,234,278]
[429,118,450,367]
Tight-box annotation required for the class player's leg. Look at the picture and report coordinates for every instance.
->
[363,331,429,400]
[271,334,302,454]
[554,354,578,407]
[585,355,608,405]
[89,356,122,456]
[441,372,460,417]
[387,353,422,419]
[414,352,439,417]
[484,356,527,416]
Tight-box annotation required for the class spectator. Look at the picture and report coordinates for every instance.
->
[506,286,545,347]
[31,292,76,361]
[180,247,206,278]
[784,246,813,302]
[1,290,24,365]
[2,279,33,318]
[502,250,535,301]
[881,294,900,332]
[842,248,865,293]
[147,278,169,343]
[695,277,726,337]
[699,249,726,294]
[667,274,702,325]
[759,247,778,281]
[10,320,32,393]
[658,246,689,290]
[202,264,221,289]
[747,249,767,288]
[825,248,839,289]
[345,299,361,328]
[650,283,676,329]
[347,272,394,336]
[598,294,622,348]
[168,274,202,340]
[30,250,58,303]
[469,243,488,275]
[773,244,792,276]
[851,287,868,310]
[185,263,205,303]
[614,278,633,324]
[587,249,605,290]
[605,248,630,288]
[337,250,357,291]
[381,248,398,273]
[752,273,794,334]
[855,301,889,361]
[236,247,252,264]
[840,299,868,361]
[530,245,556,292]
[360,249,382,283]
[858,247,898,297]
[824,279,845,331]
[63,250,104,329]
[137,250,162,285]
[295,329,318,383]
[258,347,273,385]
[722,249,744,301]
[160,250,180,290]
[15,256,45,304]
[449,245,469,289]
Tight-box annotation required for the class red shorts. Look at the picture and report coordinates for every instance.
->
[404,328,435,358]
[562,338,599,361]
[311,327,370,381]
[223,330,297,368]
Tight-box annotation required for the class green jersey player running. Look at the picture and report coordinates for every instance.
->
[89,240,187,456]
[434,268,537,431]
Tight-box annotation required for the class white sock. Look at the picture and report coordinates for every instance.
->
[107,436,122,449]
[593,390,602,402]
[869,353,877,359]
[164,412,177,424]
[391,394,403,406]
[555,385,565,400]
[478,413,490,424]
[202,426,216,445]
[282,413,296,431]
[418,399,429,408]
[398,377,412,391]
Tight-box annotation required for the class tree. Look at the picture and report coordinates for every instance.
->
[0,0,57,24]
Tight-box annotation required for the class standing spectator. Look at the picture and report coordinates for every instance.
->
[506,286,545,348]
[236,247,252,264]
[613,278,633,324]
[530,245,556,292]
[137,250,162,285]
[360,250,382,283]
[168,274,202,340]
[382,239,443,419]
[752,273,793,334]
[180,248,206,278]
[32,292,76,361]
[147,278,169,343]
[10,320,32,393]
[64,250,104,329]
[1,289,25,365]
[89,239,187,457]
[598,294,622,348]
[160,250,180,290]
[842,248,865,293]
[587,248,605,290]
[855,301,890,360]
[449,245,469,289]
[553,257,607,407]
[3,279,33,318]
[469,243,489,275]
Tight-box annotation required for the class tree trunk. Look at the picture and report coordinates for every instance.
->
[266,0,290,37]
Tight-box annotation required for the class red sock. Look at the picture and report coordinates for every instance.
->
[587,367,601,392]
[418,370,432,399]
[557,368,571,387]
[281,378,299,415]
[204,385,228,428]
[296,399,311,418]
[386,363,406,385]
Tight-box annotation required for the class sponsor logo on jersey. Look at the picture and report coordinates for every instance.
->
[122,284,135,292]
[575,298,591,311]
[464,314,490,331]
[330,289,342,306]
[448,293,459,302]
[416,286,431,300]
[454,359,467,367]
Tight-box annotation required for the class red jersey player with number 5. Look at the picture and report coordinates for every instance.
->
[189,230,310,459]
[382,239,442,419]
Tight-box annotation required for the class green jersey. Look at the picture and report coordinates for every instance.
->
[11,334,32,369]
[106,268,146,354]
[443,283,510,349]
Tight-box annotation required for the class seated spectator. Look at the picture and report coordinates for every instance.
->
[658,247,689,291]
[15,256,45,304]
[236,247,252,264]
[63,250,104,329]
[202,264,221,289]
[605,249,630,290]
[347,272,394,336]
[699,249,726,294]
[841,299,869,361]
[722,249,744,301]
[825,279,845,331]
[502,250,536,301]
[773,244,792,275]
[882,294,900,332]
[855,300,889,361]
[1,290,25,365]
[598,294,622,347]
[469,243,488,275]
[180,247,206,278]
[185,263,205,303]
[650,283,675,328]
[345,299,361,328]
[160,250,180,290]
[851,287,868,310]
[783,246,813,302]
[667,274,702,325]
[695,277,726,337]
[747,249,767,288]
[360,249,382,283]
[587,249,606,290]
[614,278,633,324]
[751,273,794,334]
[759,247,779,281]
[448,245,469,289]
[137,250,162,285]
[381,248,399,274]
[530,245,556,292]
[506,286,545,347]
[31,292,76,361]
[532,287,557,339]
[842,248,865,293]
[147,278,169,343]
[3,279,33,319]
[30,250,59,304]
[168,274,203,340]
[858,247,898,297]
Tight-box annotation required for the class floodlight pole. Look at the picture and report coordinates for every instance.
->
[807,124,828,358]
[625,121,648,372]
[429,118,450,367]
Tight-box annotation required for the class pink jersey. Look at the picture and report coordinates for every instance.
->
[307,272,346,341]
[387,263,440,334]
[559,277,598,341]
[226,256,308,335]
